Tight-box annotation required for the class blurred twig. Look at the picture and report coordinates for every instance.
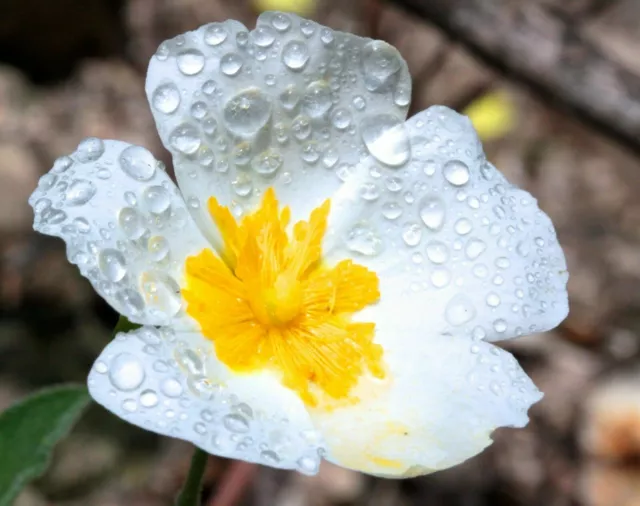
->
[387,0,640,155]
[207,461,258,506]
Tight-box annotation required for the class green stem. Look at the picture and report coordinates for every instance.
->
[175,446,209,506]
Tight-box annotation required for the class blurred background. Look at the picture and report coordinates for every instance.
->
[1,0,640,504]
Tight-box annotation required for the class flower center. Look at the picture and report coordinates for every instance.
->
[182,188,384,407]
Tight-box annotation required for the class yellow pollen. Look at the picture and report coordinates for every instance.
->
[182,188,384,407]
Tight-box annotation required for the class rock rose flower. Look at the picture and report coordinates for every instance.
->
[28,12,569,477]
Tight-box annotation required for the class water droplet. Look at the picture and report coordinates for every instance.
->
[52,156,73,173]
[75,138,105,163]
[454,218,473,235]
[252,149,283,176]
[443,160,470,186]
[486,293,501,307]
[252,25,276,47]
[361,114,410,167]
[109,353,145,391]
[143,186,171,214]
[493,319,508,333]
[99,249,127,282]
[381,202,403,220]
[282,41,309,70]
[272,13,292,31]
[118,207,145,239]
[402,222,422,246]
[152,83,181,114]
[161,377,183,397]
[346,223,383,256]
[223,414,249,433]
[116,289,145,315]
[204,23,228,45]
[148,236,170,262]
[261,450,280,464]
[140,389,158,407]
[141,271,182,317]
[194,422,207,435]
[73,217,91,233]
[177,49,205,75]
[220,53,244,76]
[94,361,108,373]
[231,174,253,197]
[65,179,96,205]
[331,108,352,130]
[361,41,402,92]
[119,145,157,181]
[297,456,319,475]
[223,88,272,137]
[169,123,201,155]
[419,196,445,230]
[426,241,449,264]
[122,399,138,412]
[302,81,332,118]
[291,115,312,141]
[465,239,486,260]
[445,295,477,326]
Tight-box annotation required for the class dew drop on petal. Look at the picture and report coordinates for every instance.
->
[443,160,470,186]
[99,249,127,282]
[204,23,228,46]
[65,179,96,205]
[419,196,445,230]
[282,41,310,71]
[360,114,410,167]
[361,41,402,92]
[152,83,181,114]
[445,294,477,326]
[109,353,145,391]
[143,186,171,214]
[75,138,105,163]
[220,53,243,76]
[119,146,157,181]
[139,389,158,407]
[223,88,272,137]
[169,124,201,155]
[302,81,332,118]
[223,414,250,433]
[177,49,205,75]
[345,223,383,256]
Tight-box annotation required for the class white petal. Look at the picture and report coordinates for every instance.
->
[29,139,208,327]
[144,12,411,247]
[325,106,569,342]
[88,326,324,473]
[311,330,542,477]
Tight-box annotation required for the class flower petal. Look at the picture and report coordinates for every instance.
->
[29,139,208,327]
[310,330,542,477]
[325,105,569,342]
[88,326,324,473]
[144,12,411,248]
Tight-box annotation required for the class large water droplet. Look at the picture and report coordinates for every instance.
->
[161,377,183,398]
[140,271,182,317]
[143,186,171,214]
[152,83,181,114]
[282,41,309,70]
[419,196,445,230]
[75,138,105,163]
[360,114,410,167]
[177,49,205,75]
[445,295,477,326]
[204,23,228,46]
[402,222,422,247]
[119,207,145,239]
[252,26,276,47]
[223,414,249,433]
[148,236,170,262]
[361,41,402,92]
[426,241,449,264]
[109,353,145,391]
[443,160,470,186]
[65,179,96,205]
[346,223,383,256]
[220,53,243,76]
[302,81,332,118]
[99,249,127,282]
[223,88,272,137]
[465,238,486,260]
[140,389,159,407]
[252,149,283,177]
[169,123,201,155]
[119,145,157,181]
[454,218,473,235]
[116,289,145,315]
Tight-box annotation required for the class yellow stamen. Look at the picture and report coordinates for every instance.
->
[182,188,384,407]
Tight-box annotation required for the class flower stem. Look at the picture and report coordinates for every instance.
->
[175,446,209,506]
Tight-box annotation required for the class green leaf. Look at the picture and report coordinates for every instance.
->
[175,447,209,506]
[0,385,91,506]
[112,315,141,336]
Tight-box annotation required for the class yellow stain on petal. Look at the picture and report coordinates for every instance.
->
[463,90,515,141]
[182,188,383,407]
[252,0,316,16]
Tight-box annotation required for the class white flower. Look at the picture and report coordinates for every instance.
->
[28,12,569,478]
